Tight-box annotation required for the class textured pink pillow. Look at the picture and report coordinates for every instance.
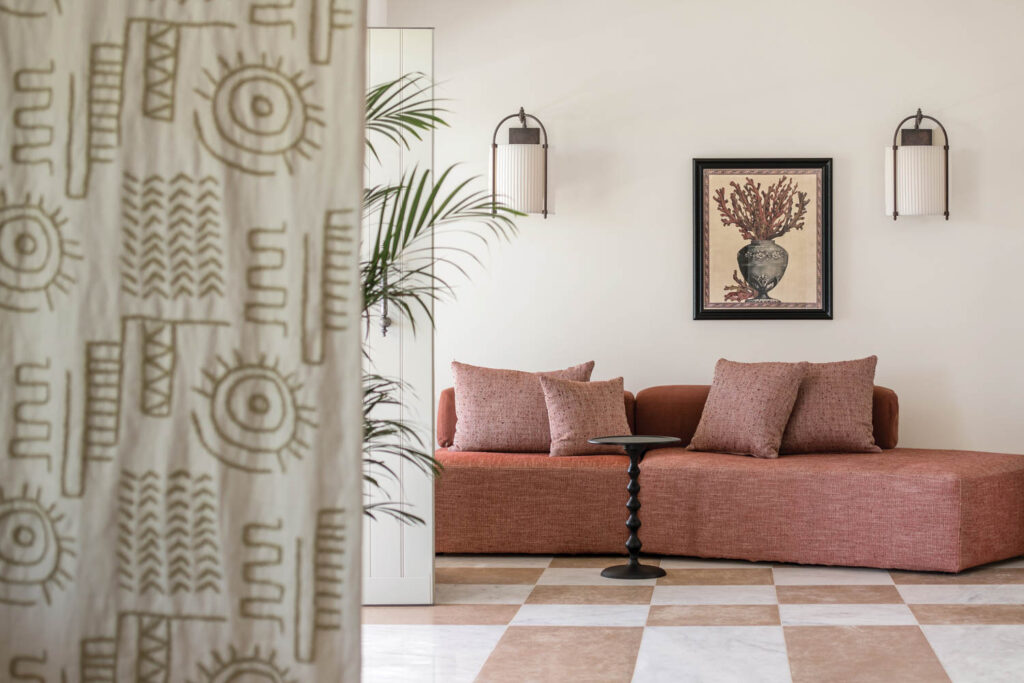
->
[451,360,595,452]
[689,359,808,459]
[781,356,882,454]
[540,376,631,457]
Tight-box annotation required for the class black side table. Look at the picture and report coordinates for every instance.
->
[588,435,681,580]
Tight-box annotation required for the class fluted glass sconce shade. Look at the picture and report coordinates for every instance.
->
[885,108,949,220]
[492,107,548,217]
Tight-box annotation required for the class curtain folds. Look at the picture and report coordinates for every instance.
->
[0,1,364,680]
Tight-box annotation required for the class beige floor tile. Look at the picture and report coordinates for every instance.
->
[784,626,950,683]
[891,568,1024,585]
[434,584,534,605]
[647,604,780,626]
[550,555,645,568]
[511,604,650,627]
[774,566,894,585]
[434,567,544,585]
[657,568,774,585]
[476,626,643,683]
[652,585,778,605]
[777,585,904,604]
[362,604,519,625]
[434,554,553,568]
[526,584,654,605]
[659,556,774,569]
[911,604,1024,625]
[537,567,658,586]
[780,604,917,626]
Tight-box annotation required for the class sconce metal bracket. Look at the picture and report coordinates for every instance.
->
[492,106,549,218]
[891,107,950,221]
[900,128,933,146]
[509,127,541,144]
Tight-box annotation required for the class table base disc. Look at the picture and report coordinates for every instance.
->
[600,564,667,580]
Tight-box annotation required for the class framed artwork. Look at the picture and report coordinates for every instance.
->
[693,158,832,320]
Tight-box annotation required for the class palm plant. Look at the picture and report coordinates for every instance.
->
[362,74,521,523]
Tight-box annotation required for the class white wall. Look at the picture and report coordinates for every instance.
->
[367,0,387,27]
[387,0,1024,453]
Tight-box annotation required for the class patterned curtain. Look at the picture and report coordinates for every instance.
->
[0,1,364,681]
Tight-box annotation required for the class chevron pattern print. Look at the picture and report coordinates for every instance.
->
[0,2,362,680]
[116,469,223,597]
[120,172,226,301]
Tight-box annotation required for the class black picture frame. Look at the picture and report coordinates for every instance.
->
[693,158,833,320]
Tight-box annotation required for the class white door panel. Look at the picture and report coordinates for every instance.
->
[363,28,435,606]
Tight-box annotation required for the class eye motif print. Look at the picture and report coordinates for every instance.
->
[194,54,325,177]
[192,353,318,474]
[0,193,81,313]
[0,485,75,607]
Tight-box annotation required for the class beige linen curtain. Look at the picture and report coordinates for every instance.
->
[0,1,364,680]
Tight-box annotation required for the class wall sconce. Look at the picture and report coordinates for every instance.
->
[492,107,548,218]
[885,108,949,220]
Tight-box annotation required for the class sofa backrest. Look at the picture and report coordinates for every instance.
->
[436,388,636,448]
[634,385,899,450]
[436,385,899,450]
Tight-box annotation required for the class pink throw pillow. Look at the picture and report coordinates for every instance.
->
[540,376,632,457]
[451,360,595,452]
[780,356,882,454]
[689,359,808,459]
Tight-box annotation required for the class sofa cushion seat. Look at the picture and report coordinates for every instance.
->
[434,446,1024,572]
[639,447,1024,572]
[435,450,630,554]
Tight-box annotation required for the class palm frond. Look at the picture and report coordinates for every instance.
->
[360,75,523,526]
[366,73,449,162]
[362,371,443,524]
[362,165,521,324]
[363,502,426,525]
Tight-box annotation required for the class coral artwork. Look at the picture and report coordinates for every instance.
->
[723,270,758,303]
[694,159,831,319]
[713,176,810,241]
[712,176,811,303]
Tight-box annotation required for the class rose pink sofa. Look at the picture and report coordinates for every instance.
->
[434,385,1024,572]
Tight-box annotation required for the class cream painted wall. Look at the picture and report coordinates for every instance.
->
[387,0,1024,453]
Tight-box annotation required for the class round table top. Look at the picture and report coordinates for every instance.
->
[588,435,682,446]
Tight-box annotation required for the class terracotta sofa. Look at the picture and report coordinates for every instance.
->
[434,385,1024,572]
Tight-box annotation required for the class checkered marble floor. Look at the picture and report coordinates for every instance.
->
[362,554,1024,683]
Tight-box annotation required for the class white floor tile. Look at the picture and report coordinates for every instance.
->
[923,625,1024,683]
[660,557,774,569]
[362,625,506,683]
[652,585,778,605]
[772,566,894,585]
[898,585,1024,604]
[434,583,534,605]
[631,626,792,683]
[537,567,658,586]
[510,604,651,627]
[779,603,917,626]
[980,556,1024,569]
[434,554,553,568]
